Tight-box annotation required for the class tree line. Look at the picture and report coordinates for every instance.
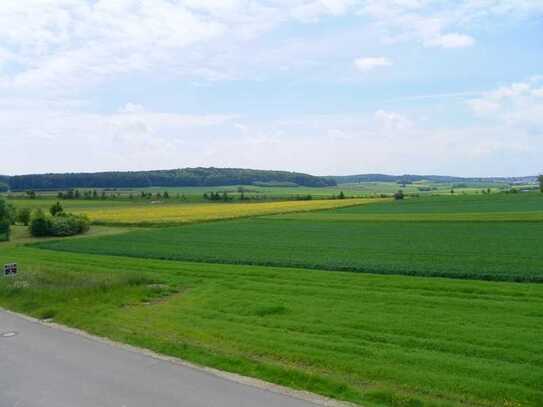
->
[5,167,336,190]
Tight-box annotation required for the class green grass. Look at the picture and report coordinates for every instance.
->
[35,204,543,282]
[1,247,542,406]
[328,192,543,214]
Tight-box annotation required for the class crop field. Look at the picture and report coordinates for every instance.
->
[1,247,542,407]
[5,197,384,225]
[71,198,383,225]
[36,193,543,282]
[277,192,543,222]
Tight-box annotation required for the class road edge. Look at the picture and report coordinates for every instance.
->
[1,308,358,407]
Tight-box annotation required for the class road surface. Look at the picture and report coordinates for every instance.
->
[0,310,330,407]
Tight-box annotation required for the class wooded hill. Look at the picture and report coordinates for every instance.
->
[4,168,337,190]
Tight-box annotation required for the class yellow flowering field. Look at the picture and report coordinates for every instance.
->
[80,198,385,225]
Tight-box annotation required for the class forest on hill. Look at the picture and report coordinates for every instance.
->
[4,168,336,190]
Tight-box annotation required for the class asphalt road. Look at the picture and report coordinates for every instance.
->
[0,311,325,407]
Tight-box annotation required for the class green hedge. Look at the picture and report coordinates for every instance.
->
[0,221,9,241]
[30,212,89,237]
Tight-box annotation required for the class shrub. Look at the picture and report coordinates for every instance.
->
[16,207,32,226]
[30,209,52,237]
[50,201,64,217]
[49,214,90,236]
[0,220,9,241]
[0,197,12,241]
[30,210,90,238]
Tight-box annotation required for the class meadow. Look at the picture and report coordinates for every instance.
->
[36,193,543,282]
[0,247,542,407]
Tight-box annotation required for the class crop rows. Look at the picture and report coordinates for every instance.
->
[37,215,543,282]
[1,247,542,406]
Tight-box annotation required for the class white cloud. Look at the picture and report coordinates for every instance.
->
[354,57,392,72]
[426,33,474,48]
[467,78,543,133]
[374,110,413,130]
[119,103,145,114]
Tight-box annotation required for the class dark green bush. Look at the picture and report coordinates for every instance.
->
[29,209,52,237]
[0,197,12,241]
[29,209,89,237]
[0,221,9,241]
[394,190,405,200]
[16,207,32,226]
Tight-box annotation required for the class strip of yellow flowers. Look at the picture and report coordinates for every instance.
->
[81,198,386,225]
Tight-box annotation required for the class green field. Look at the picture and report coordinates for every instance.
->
[36,193,543,282]
[3,191,543,406]
[1,247,542,407]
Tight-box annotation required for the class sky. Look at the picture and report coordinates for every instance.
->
[0,0,542,177]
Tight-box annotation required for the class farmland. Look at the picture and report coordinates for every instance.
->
[1,247,542,407]
[2,190,543,406]
[7,197,382,226]
[37,193,543,282]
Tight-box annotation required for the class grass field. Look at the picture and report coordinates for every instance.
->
[1,247,542,407]
[36,193,543,282]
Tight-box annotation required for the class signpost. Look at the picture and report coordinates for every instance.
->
[3,263,17,277]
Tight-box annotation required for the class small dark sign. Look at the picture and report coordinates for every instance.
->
[3,263,17,276]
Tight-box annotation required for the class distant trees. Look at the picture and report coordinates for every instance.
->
[0,182,8,192]
[539,175,543,192]
[6,168,337,190]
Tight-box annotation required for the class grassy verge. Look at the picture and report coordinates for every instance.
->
[1,247,542,406]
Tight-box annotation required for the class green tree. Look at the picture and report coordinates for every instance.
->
[50,202,64,217]
[394,190,405,200]
[16,207,32,226]
[0,197,11,240]
[338,191,345,199]
[29,209,51,237]
[539,175,543,192]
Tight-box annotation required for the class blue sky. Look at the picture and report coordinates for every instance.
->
[1,0,542,176]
